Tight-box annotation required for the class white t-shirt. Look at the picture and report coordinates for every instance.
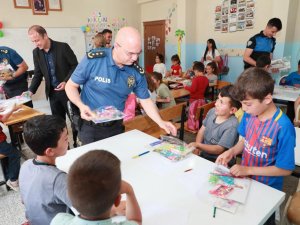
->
[202,49,220,66]
[153,63,167,78]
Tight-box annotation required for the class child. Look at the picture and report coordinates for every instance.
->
[184,62,209,103]
[280,59,300,87]
[93,33,106,49]
[256,55,271,70]
[216,68,295,225]
[0,104,21,191]
[153,53,167,78]
[183,61,198,79]
[151,72,176,109]
[188,85,241,164]
[205,62,218,85]
[51,150,142,225]
[168,54,182,77]
[19,115,72,225]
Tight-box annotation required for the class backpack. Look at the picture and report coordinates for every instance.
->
[187,99,206,131]
[218,54,229,75]
[123,93,137,121]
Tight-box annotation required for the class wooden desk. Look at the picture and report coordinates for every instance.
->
[3,105,44,150]
[56,130,285,225]
[171,88,190,99]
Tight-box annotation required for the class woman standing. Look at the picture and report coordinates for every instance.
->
[201,39,221,67]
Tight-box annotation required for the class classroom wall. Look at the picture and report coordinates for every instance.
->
[0,0,140,69]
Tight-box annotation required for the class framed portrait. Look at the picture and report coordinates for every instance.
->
[48,0,62,11]
[32,0,48,15]
[13,0,31,8]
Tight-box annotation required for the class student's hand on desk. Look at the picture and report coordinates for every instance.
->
[21,91,33,97]
[188,142,201,155]
[159,121,177,136]
[215,149,234,166]
[54,82,66,91]
[230,165,250,177]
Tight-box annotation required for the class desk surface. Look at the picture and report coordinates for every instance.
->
[295,127,300,166]
[273,86,300,102]
[171,88,190,99]
[3,105,44,126]
[56,130,285,225]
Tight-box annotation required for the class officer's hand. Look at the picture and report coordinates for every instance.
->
[159,121,177,136]
[79,105,95,121]
[54,82,66,91]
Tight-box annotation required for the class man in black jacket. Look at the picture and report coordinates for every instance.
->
[27,25,78,147]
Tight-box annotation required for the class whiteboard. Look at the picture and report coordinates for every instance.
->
[0,28,87,70]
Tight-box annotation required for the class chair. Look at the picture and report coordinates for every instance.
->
[184,101,216,134]
[215,80,231,98]
[124,102,187,140]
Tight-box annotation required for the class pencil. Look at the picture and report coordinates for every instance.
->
[213,207,216,218]
[132,150,150,159]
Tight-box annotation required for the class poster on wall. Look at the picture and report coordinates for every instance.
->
[214,0,254,33]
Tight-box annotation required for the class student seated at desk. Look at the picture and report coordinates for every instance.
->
[183,62,209,103]
[216,68,295,225]
[19,115,126,225]
[188,85,241,164]
[153,53,167,78]
[0,104,21,191]
[256,55,271,71]
[280,59,300,87]
[205,62,218,85]
[51,150,142,225]
[166,54,182,77]
[182,61,198,79]
[151,72,175,109]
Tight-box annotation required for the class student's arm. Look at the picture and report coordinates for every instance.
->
[140,98,177,135]
[216,139,244,166]
[243,48,256,67]
[65,79,95,121]
[188,125,206,155]
[120,180,142,225]
[230,165,292,177]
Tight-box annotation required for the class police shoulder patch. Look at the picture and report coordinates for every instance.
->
[246,40,252,47]
[86,50,106,59]
[133,63,145,75]
[0,49,8,54]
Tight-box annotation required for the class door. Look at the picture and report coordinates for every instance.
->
[143,20,165,73]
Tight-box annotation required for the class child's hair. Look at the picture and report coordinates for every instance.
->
[233,67,275,102]
[204,39,218,59]
[171,54,181,65]
[267,18,282,31]
[206,61,219,74]
[23,115,66,156]
[298,59,300,65]
[93,33,106,48]
[256,55,271,68]
[219,85,242,109]
[151,71,163,83]
[193,61,205,73]
[68,150,121,218]
[156,53,164,63]
[146,73,156,92]
[101,28,112,35]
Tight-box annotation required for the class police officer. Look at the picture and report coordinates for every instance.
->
[65,26,176,145]
[0,46,33,107]
[243,18,282,70]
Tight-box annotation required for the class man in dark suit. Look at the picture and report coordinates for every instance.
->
[27,25,78,147]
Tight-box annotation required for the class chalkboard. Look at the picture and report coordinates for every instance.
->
[0,28,86,69]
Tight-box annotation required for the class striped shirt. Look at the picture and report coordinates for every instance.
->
[238,108,295,190]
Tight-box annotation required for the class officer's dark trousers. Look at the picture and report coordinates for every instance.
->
[49,89,78,146]
[79,120,124,145]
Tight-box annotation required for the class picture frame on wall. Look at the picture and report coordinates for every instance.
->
[48,0,62,11]
[13,0,31,8]
[32,0,48,15]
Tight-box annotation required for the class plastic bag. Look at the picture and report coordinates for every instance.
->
[92,106,125,124]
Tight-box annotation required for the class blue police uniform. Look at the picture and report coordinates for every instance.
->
[244,31,276,69]
[70,47,150,144]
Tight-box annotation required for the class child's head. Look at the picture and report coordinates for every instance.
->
[151,71,163,86]
[146,72,156,92]
[265,18,282,38]
[68,150,121,218]
[171,54,180,65]
[24,115,68,156]
[256,55,271,70]
[233,67,275,116]
[155,53,164,64]
[193,62,205,75]
[215,85,241,117]
[206,62,219,75]
[93,33,106,48]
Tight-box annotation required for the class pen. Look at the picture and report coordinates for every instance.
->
[213,207,216,218]
[184,168,193,172]
[132,151,150,159]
